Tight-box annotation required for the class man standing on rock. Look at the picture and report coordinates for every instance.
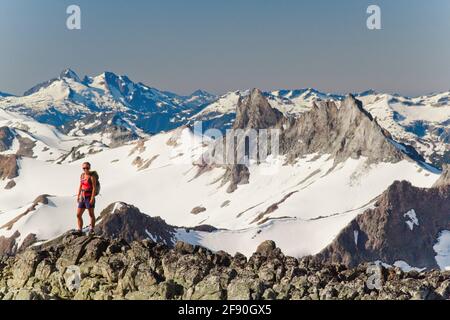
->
[75,162,98,236]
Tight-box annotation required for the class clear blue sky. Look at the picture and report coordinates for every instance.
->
[0,0,449,96]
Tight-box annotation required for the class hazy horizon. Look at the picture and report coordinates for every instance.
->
[1,0,449,97]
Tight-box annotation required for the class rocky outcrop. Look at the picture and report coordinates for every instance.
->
[0,127,14,152]
[222,164,250,193]
[56,141,107,164]
[0,231,20,257]
[16,137,36,158]
[315,181,450,270]
[434,164,450,188]
[95,202,177,246]
[0,154,19,180]
[0,231,39,257]
[0,126,37,158]
[4,180,16,190]
[190,206,207,215]
[1,236,450,300]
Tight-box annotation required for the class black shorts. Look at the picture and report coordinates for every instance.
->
[78,198,95,209]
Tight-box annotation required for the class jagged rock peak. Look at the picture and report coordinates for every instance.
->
[433,164,450,188]
[280,95,404,164]
[341,94,374,121]
[233,88,283,129]
[59,68,81,82]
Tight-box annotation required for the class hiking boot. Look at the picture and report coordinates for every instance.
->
[72,229,83,236]
[88,228,95,236]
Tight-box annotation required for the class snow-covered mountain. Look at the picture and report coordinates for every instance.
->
[0,69,217,137]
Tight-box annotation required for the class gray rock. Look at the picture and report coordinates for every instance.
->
[1,221,450,301]
[256,240,276,256]
[15,289,40,300]
[190,275,224,300]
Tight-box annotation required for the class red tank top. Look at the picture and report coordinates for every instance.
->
[81,174,93,196]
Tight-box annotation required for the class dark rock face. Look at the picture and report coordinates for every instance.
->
[190,206,207,215]
[4,180,16,190]
[315,181,450,270]
[222,164,250,193]
[0,231,20,257]
[16,137,36,158]
[256,240,277,256]
[0,154,19,180]
[19,234,38,252]
[0,127,14,152]
[95,202,177,246]
[0,127,36,158]
[0,231,39,257]
[1,237,450,300]
[434,165,450,188]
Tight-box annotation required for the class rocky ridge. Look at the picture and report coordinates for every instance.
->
[1,236,450,300]
[315,180,450,269]
[1,199,450,300]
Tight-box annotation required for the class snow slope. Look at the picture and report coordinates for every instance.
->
[434,231,450,271]
[0,128,439,257]
[0,108,120,163]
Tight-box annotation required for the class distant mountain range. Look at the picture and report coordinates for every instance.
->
[0,92,12,98]
[192,89,450,168]
[1,69,448,167]
[0,69,217,137]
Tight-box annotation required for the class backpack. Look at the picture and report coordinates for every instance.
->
[89,171,101,196]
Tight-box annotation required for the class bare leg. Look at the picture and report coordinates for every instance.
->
[77,208,85,231]
[88,208,96,229]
